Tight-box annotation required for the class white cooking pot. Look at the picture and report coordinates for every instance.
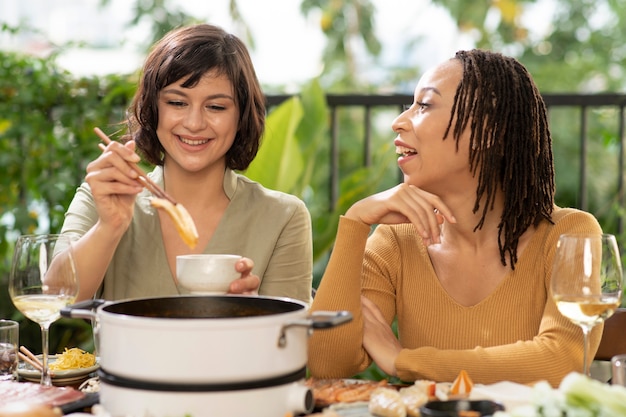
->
[62,295,351,384]
[62,295,351,417]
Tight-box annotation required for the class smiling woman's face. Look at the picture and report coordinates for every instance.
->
[156,70,240,175]
[391,59,474,194]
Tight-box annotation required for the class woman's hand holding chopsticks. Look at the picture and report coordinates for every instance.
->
[86,128,145,232]
[94,128,177,205]
[68,129,148,301]
[92,127,198,248]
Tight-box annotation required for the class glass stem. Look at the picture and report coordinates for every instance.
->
[40,324,52,386]
[582,326,591,377]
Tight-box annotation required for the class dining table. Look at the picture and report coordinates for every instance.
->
[3,364,623,417]
[2,373,534,417]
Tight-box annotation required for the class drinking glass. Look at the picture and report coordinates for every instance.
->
[551,233,623,376]
[9,234,79,386]
[0,319,19,381]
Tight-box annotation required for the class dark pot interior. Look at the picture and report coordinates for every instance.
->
[102,296,304,319]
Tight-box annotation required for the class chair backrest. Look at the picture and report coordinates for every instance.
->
[595,307,626,361]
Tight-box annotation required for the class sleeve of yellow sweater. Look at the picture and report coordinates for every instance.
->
[308,208,604,387]
[308,216,374,378]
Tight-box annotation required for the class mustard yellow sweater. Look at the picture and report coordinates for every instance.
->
[308,207,603,387]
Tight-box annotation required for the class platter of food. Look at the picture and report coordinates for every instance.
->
[305,378,393,409]
[305,370,483,417]
[0,380,87,408]
[18,348,99,386]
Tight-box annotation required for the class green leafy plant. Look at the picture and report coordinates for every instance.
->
[245,79,397,284]
[0,49,137,353]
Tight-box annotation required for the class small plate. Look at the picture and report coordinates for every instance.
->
[18,354,99,386]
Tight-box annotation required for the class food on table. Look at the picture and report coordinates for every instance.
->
[495,372,626,416]
[0,381,85,407]
[366,371,474,417]
[78,376,100,393]
[366,380,437,417]
[368,387,407,417]
[305,378,392,408]
[449,369,474,398]
[398,381,435,416]
[150,197,199,249]
[49,347,96,371]
[307,371,475,415]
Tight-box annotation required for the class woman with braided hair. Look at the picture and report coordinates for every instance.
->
[307,49,601,387]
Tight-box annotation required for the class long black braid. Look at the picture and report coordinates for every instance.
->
[443,49,555,269]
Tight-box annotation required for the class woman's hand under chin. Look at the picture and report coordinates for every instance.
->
[345,183,455,246]
[228,257,260,295]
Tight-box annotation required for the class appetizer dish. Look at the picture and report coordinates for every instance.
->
[307,370,475,417]
[18,348,99,386]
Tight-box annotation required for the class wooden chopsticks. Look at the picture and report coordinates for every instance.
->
[94,127,178,205]
[19,345,45,373]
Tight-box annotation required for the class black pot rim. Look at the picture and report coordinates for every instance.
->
[98,366,307,392]
[99,295,307,319]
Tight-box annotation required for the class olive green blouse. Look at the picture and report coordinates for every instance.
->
[61,168,313,304]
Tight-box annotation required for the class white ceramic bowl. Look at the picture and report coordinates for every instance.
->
[175,254,241,294]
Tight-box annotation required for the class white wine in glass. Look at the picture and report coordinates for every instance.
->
[551,233,623,376]
[9,234,79,386]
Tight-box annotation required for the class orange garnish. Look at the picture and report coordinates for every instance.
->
[450,369,473,396]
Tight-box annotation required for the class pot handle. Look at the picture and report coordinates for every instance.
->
[287,381,314,415]
[307,310,353,329]
[60,298,107,320]
[278,310,352,348]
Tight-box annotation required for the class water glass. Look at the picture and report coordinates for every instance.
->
[0,320,19,381]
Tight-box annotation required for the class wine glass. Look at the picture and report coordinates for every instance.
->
[551,233,623,376]
[9,234,79,386]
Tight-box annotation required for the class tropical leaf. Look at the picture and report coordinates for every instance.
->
[295,79,330,197]
[245,96,304,193]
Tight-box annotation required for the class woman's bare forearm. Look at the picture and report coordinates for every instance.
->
[72,220,126,301]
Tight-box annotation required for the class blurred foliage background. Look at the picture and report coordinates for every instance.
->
[0,0,625,378]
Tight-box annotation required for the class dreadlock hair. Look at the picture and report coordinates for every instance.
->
[443,49,555,269]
